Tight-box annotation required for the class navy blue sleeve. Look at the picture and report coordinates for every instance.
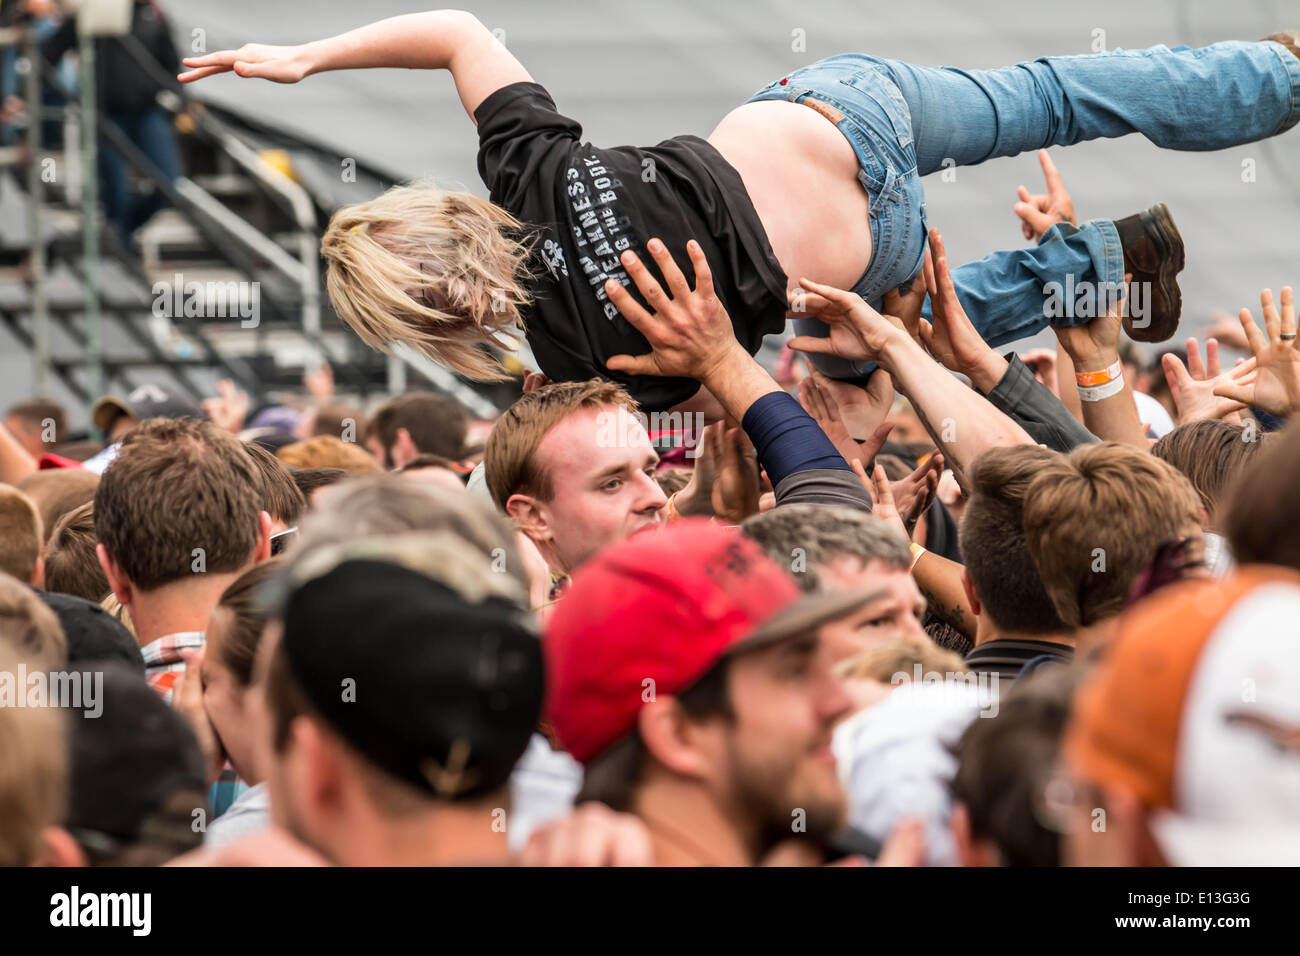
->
[741,391,852,488]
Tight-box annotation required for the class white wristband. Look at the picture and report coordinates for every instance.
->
[1077,376,1125,402]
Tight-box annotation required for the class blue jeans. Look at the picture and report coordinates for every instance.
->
[99,105,183,248]
[747,41,1300,376]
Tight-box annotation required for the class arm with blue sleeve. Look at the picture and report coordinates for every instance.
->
[693,346,872,513]
[740,391,874,513]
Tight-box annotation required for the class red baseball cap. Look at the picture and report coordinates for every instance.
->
[544,519,882,764]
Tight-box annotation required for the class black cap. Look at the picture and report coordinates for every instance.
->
[92,383,204,434]
[30,587,143,674]
[65,665,207,858]
[281,559,543,801]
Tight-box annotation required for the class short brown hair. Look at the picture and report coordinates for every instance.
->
[960,446,1068,635]
[484,379,638,510]
[95,418,264,591]
[367,391,469,464]
[44,502,110,603]
[1021,443,1202,628]
[1152,420,1267,526]
[5,397,65,443]
[310,403,367,442]
[277,435,381,474]
[1224,421,1300,571]
[15,468,99,545]
[213,558,284,687]
[289,467,351,500]
[0,571,66,667]
[0,646,66,866]
[0,485,42,583]
[244,442,308,526]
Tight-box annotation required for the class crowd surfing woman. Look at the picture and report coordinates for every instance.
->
[180,12,1300,411]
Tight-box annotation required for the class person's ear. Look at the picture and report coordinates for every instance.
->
[33,827,86,867]
[254,511,273,563]
[393,428,419,469]
[290,717,347,828]
[96,543,132,607]
[960,568,981,618]
[506,494,552,543]
[950,802,998,867]
[30,553,44,590]
[636,696,718,781]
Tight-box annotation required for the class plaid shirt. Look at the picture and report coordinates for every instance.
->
[140,631,205,703]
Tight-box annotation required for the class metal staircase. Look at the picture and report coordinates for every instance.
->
[0,22,503,432]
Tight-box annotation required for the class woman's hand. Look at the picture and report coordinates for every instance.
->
[179,44,316,84]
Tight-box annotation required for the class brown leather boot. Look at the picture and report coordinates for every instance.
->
[1262,31,1300,62]
[1112,203,1184,342]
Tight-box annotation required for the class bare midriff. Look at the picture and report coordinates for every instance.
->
[707,98,873,299]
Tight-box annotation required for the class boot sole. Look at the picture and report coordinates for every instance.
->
[1125,202,1184,342]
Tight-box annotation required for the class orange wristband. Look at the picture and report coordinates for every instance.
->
[1075,359,1122,388]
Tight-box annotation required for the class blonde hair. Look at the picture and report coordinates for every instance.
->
[101,591,135,637]
[321,181,534,381]
[836,635,967,683]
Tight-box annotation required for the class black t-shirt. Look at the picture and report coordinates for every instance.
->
[475,82,789,410]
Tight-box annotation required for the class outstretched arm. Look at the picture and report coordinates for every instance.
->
[790,260,1033,488]
[178,10,532,122]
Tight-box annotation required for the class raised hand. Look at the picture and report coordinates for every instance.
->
[201,378,250,434]
[1162,337,1248,425]
[889,453,945,531]
[179,44,315,84]
[799,359,895,465]
[709,424,761,525]
[1019,348,1060,396]
[1213,287,1300,417]
[1014,149,1077,241]
[917,230,993,375]
[882,266,928,350]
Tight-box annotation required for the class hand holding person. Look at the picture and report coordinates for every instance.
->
[1213,286,1300,417]
[605,239,781,421]
[1052,281,1149,449]
[918,230,1009,393]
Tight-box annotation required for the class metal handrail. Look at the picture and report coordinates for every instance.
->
[11,23,503,413]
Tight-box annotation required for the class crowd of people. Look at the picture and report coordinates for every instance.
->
[1,10,1298,868]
